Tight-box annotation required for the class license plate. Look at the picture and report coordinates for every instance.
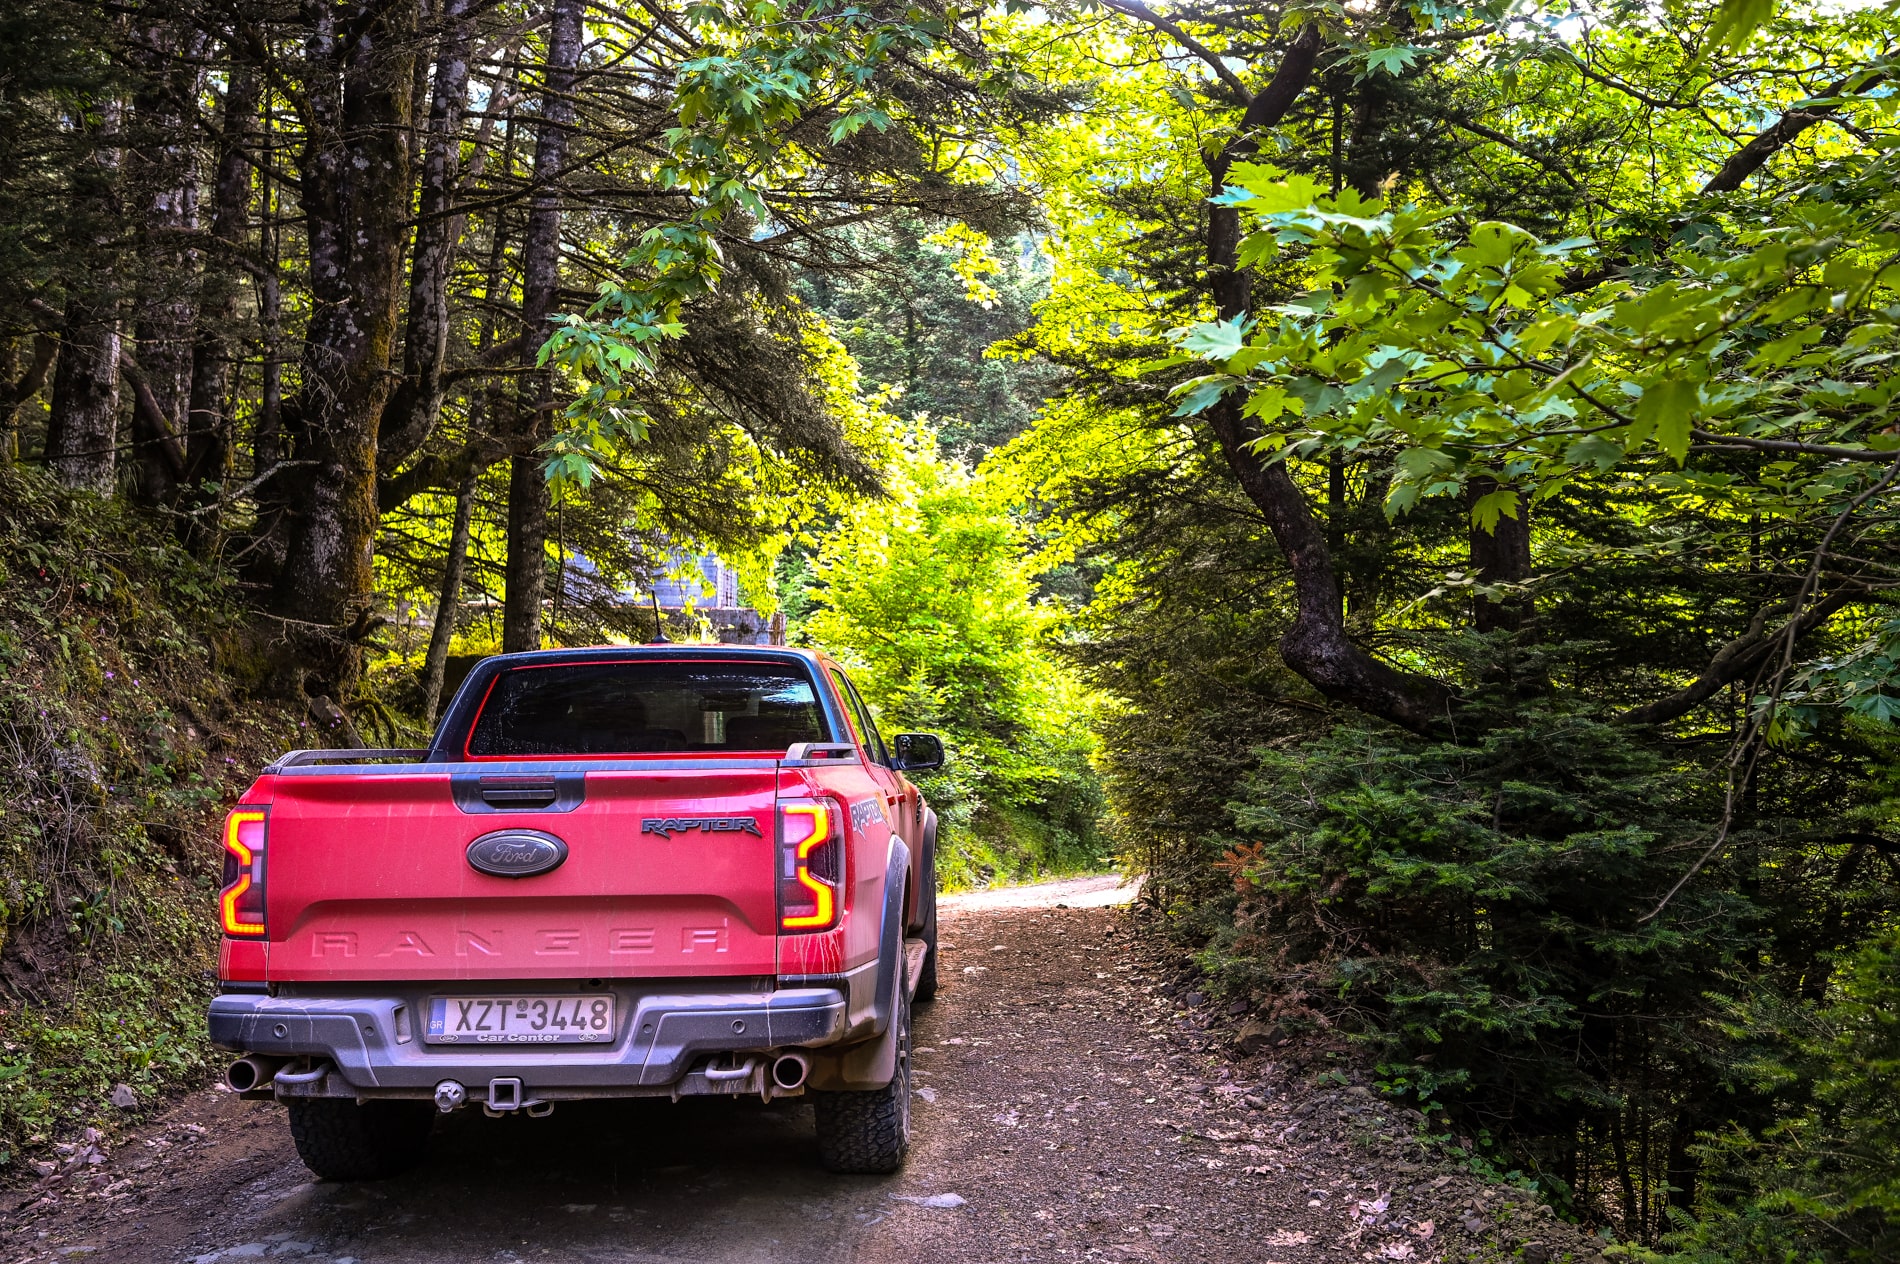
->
[425,995,615,1044]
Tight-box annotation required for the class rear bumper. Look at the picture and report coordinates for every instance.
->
[207,984,848,1098]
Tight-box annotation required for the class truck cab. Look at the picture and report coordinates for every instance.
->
[208,647,943,1178]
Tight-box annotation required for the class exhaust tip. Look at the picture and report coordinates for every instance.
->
[226,1056,277,1093]
[771,1053,810,1091]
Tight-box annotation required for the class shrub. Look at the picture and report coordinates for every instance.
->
[798,436,1105,885]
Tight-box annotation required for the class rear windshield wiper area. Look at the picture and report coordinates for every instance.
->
[462,660,833,758]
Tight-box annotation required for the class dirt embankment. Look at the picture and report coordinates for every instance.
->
[3,878,1605,1264]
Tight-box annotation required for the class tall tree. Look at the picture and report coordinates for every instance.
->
[378,0,476,471]
[267,0,421,693]
[124,13,208,507]
[45,91,126,495]
[179,64,263,543]
[502,0,583,654]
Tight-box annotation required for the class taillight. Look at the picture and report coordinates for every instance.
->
[779,799,842,932]
[220,807,268,937]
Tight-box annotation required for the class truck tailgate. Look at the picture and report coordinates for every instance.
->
[262,767,781,981]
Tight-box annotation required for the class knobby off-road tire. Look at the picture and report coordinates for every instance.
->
[285,1098,435,1181]
[813,977,912,1174]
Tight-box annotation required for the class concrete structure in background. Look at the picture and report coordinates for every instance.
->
[650,554,741,609]
[639,552,782,646]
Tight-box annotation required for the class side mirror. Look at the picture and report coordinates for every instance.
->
[892,732,945,772]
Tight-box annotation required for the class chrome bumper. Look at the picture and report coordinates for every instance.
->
[207,985,848,1095]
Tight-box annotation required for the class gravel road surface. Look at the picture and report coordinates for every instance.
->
[2,877,1600,1264]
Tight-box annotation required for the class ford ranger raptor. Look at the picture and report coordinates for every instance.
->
[206,646,943,1179]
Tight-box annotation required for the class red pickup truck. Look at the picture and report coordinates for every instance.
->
[207,646,943,1179]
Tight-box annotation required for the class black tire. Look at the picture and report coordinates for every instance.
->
[285,1098,435,1181]
[813,977,912,1174]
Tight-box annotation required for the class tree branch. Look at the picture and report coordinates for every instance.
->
[1703,71,1887,194]
[2,333,56,425]
[1445,116,1580,189]
[1100,0,1252,104]
[1690,429,1900,463]
[1619,586,1860,727]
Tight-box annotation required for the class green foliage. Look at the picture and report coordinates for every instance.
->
[988,0,1900,1248]
[0,465,299,1164]
[1654,921,1900,1263]
[795,434,1105,886]
[800,223,1064,455]
[1200,693,1704,1126]
[542,0,1013,484]
[1173,137,1900,569]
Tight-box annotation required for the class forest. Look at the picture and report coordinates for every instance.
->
[0,0,1896,1257]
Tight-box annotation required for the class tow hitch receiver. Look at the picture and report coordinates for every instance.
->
[482,1076,554,1117]
[485,1077,523,1114]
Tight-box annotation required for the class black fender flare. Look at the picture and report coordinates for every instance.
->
[808,840,911,1092]
[909,807,939,935]
[870,839,910,1037]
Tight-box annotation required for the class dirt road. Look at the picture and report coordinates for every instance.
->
[2,878,1598,1264]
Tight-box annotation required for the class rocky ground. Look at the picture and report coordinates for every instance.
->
[1,877,1607,1264]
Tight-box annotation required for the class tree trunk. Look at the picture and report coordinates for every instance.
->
[126,20,208,508]
[46,299,123,494]
[1189,26,1456,734]
[180,65,263,547]
[422,471,477,724]
[502,454,547,651]
[379,0,477,470]
[47,97,125,495]
[269,0,421,695]
[501,0,583,653]
[1467,475,1533,634]
[1,332,57,459]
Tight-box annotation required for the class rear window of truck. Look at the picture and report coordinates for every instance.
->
[465,660,830,757]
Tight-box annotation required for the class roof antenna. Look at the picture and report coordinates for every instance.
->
[649,590,671,643]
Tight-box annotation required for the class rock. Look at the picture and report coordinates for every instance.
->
[108,1083,137,1109]
[1461,1217,1486,1234]
[1234,1019,1282,1056]
[894,1192,967,1209]
[1226,999,1251,1015]
[1183,991,1206,1007]
[1520,1244,1550,1264]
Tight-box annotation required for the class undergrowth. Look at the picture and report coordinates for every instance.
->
[0,465,298,1170]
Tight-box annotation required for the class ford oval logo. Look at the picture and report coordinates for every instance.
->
[467,829,569,878]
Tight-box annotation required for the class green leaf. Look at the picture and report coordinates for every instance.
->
[1219,164,1326,214]
[1171,375,1240,416]
[1177,316,1253,363]
[1706,0,1776,52]
[1395,446,1457,482]
[1364,45,1424,77]
[1470,487,1520,533]
[1637,379,1699,464]
[1564,435,1626,473]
